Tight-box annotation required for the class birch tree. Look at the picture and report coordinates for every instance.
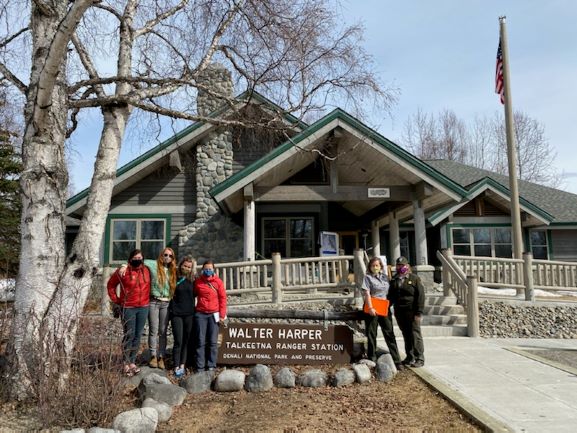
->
[402,108,560,187]
[0,0,396,394]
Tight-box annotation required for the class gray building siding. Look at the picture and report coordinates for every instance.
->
[551,230,577,261]
[111,165,195,208]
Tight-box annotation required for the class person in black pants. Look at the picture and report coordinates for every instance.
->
[362,256,401,368]
[388,256,425,368]
[169,256,196,378]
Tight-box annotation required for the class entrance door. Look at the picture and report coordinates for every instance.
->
[338,231,359,256]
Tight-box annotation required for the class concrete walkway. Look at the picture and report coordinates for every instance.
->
[388,337,577,432]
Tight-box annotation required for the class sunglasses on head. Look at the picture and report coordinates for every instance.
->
[163,253,173,258]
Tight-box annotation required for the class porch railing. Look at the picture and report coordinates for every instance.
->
[207,252,363,303]
[442,250,577,300]
[436,249,479,337]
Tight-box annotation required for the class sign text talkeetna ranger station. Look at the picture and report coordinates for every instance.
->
[218,323,354,365]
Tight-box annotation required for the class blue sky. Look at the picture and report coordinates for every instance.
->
[69,0,577,194]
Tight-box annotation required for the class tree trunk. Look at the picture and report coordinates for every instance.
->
[9,0,100,397]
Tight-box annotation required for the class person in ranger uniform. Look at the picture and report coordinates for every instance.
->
[388,256,425,367]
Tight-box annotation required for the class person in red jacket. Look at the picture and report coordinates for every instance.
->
[194,259,226,371]
[107,249,151,376]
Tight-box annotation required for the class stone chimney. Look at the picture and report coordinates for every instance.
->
[197,63,234,117]
[178,63,243,263]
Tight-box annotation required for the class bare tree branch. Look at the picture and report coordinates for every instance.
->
[34,0,98,120]
[0,26,29,49]
[0,61,27,93]
[133,0,190,37]
[70,33,105,98]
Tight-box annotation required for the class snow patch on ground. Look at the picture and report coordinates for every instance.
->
[0,278,15,301]
[477,285,576,298]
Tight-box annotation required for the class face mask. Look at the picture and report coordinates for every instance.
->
[397,265,409,275]
[202,269,214,277]
[130,259,143,267]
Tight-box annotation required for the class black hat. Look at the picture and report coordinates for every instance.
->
[396,256,409,265]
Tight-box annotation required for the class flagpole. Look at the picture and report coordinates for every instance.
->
[499,16,523,261]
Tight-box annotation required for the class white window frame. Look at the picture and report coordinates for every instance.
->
[109,218,167,264]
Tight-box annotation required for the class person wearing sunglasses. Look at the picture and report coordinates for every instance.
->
[119,246,177,369]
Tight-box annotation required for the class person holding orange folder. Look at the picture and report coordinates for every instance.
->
[362,256,402,368]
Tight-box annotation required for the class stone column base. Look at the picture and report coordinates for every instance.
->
[413,265,436,291]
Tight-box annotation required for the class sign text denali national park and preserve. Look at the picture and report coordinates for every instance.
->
[218,323,354,365]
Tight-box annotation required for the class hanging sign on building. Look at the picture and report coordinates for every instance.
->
[218,323,354,365]
[368,187,390,198]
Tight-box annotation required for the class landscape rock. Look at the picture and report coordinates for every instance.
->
[376,354,397,383]
[180,370,215,394]
[60,429,84,433]
[352,363,372,384]
[86,427,120,433]
[358,359,376,369]
[125,366,168,388]
[274,367,296,388]
[140,383,187,407]
[479,301,577,338]
[245,364,273,392]
[142,398,173,423]
[112,408,158,433]
[214,370,246,392]
[87,429,120,433]
[142,372,171,386]
[298,369,327,388]
[331,368,355,387]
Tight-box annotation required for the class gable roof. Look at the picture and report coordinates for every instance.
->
[210,108,468,211]
[426,159,577,224]
[66,90,308,214]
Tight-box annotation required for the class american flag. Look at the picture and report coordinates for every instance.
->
[495,39,504,104]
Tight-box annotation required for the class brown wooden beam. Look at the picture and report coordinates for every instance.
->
[254,185,412,202]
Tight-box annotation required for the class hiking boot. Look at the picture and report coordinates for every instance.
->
[410,360,424,368]
[158,357,165,370]
[149,356,158,368]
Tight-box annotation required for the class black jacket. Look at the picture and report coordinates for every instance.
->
[169,277,195,316]
[388,273,425,315]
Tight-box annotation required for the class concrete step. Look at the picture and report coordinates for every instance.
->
[422,314,467,326]
[423,304,465,315]
[391,324,468,338]
[425,295,459,306]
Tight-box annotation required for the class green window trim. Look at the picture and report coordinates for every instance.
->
[104,214,172,265]
[446,223,514,258]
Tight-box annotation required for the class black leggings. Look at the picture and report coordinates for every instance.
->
[171,314,194,367]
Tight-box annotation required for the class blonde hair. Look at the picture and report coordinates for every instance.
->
[157,247,177,296]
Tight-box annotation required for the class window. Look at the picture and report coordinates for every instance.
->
[262,217,314,258]
[451,226,512,258]
[109,218,167,263]
[530,230,548,259]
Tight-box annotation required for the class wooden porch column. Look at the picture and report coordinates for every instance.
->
[389,211,401,261]
[371,220,380,257]
[413,200,428,265]
[243,185,255,261]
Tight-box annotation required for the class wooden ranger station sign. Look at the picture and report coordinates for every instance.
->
[218,323,354,365]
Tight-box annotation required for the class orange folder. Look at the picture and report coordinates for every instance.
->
[363,297,390,317]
